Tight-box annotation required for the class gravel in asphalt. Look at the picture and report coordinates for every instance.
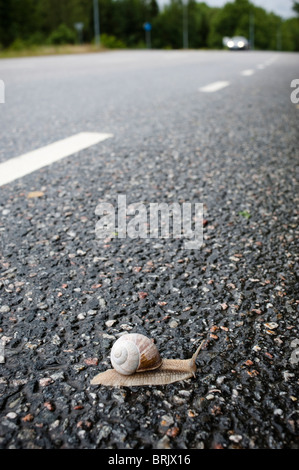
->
[0,51,298,450]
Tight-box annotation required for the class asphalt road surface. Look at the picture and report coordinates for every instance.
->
[0,50,298,450]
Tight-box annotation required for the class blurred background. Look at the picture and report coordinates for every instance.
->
[0,0,298,57]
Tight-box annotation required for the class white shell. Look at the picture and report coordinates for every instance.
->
[110,333,162,376]
[111,337,140,375]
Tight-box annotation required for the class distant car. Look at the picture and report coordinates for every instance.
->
[225,36,249,50]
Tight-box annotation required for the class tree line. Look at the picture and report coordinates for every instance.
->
[0,0,298,51]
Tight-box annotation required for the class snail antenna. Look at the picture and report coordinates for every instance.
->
[190,340,206,376]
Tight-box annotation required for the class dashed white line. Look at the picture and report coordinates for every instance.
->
[0,132,113,187]
[199,81,230,93]
[241,69,255,76]
[265,57,278,65]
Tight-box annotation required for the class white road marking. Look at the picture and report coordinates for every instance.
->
[0,132,113,187]
[199,81,230,93]
[241,69,255,76]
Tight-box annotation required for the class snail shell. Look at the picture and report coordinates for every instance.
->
[91,334,205,387]
[110,333,162,375]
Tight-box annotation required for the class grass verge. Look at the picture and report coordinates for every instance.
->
[0,44,108,59]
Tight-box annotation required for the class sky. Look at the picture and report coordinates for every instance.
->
[204,0,295,18]
[157,0,296,19]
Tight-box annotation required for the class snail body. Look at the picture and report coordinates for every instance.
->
[91,333,204,387]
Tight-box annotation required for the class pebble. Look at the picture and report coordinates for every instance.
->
[264,322,279,330]
[84,358,98,366]
[172,396,186,405]
[0,305,10,313]
[44,402,55,411]
[77,313,86,320]
[51,334,61,345]
[156,435,171,449]
[160,415,174,427]
[49,419,60,430]
[178,390,192,397]
[50,371,65,381]
[98,297,106,308]
[9,398,21,409]
[2,419,18,431]
[87,309,97,316]
[283,372,294,382]
[206,394,215,400]
[102,333,115,340]
[39,378,53,387]
[229,434,243,443]
[22,414,34,422]
[120,323,133,331]
[169,319,179,328]
[96,425,112,444]
[166,427,180,438]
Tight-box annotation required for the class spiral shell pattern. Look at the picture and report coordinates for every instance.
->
[110,333,162,376]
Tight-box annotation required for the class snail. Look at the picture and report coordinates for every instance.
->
[90,333,204,387]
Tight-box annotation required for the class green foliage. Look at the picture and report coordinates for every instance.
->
[207,0,283,50]
[282,17,299,51]
[47,24,77,45]
[9,38,28,51]
[26,32,47,46]
[0,0,298,52]
[152,0,214,49]
[100,33,126,48]
[238,210,251,219]
[152,0,183,49]
[293,1,299,15]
